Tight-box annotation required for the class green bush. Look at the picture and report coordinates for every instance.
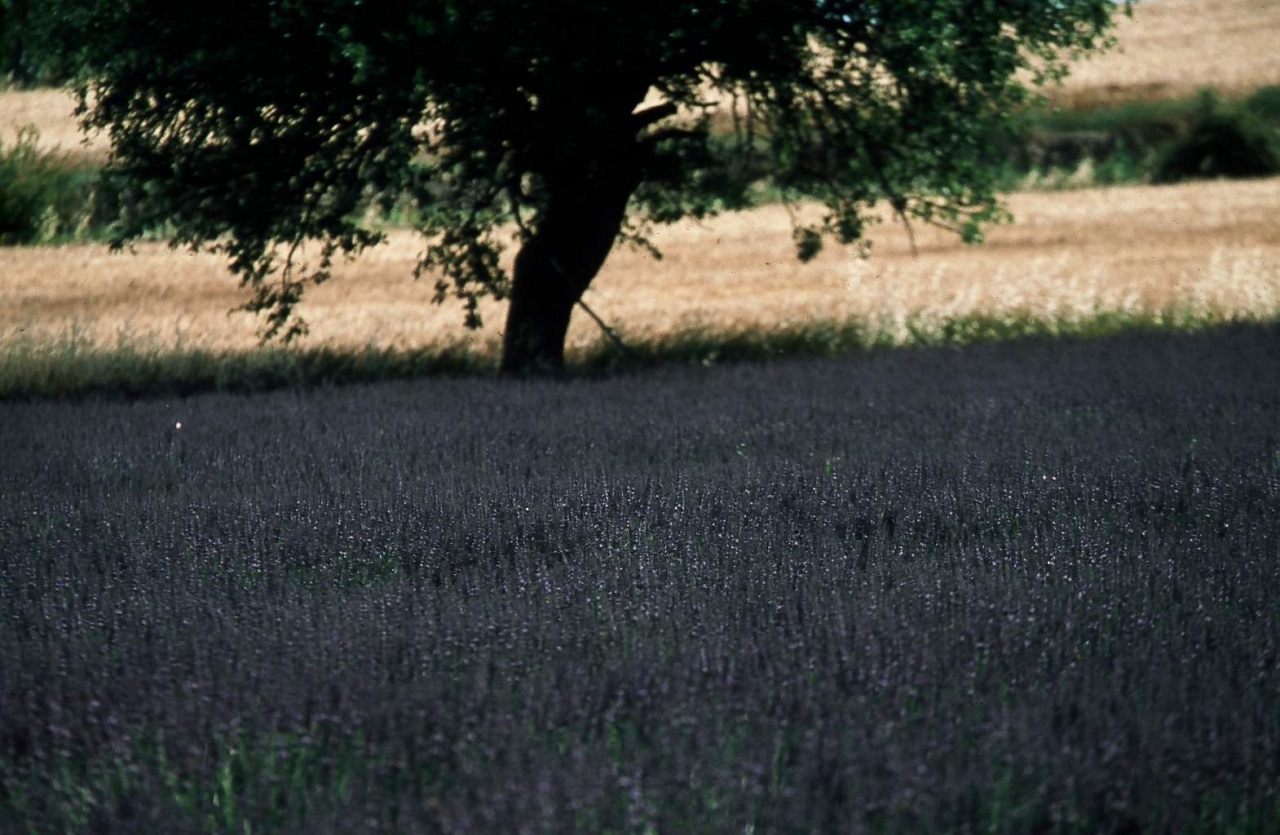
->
[1027,97,1192,146]
[1153,92,1280,184]
[1243,84,1280,125]
[0,126,108,244]
[1000,87,1280,189]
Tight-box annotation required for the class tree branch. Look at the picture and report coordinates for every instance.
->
[576,296,636,360]
[545,255,636,360]
[801,79,922,256]
[632,102,678,131]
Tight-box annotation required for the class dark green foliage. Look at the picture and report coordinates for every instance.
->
[1,0,40,85]
[1154,91,1280,183]
[1243,84,1280,123]
[0,0,26,82]
[40,0,1124,365]
[2,323,1279,832]
[1,0,78,86]
[1026,96,1203,139]
[0,127,105,243]
[991,86,1280,188]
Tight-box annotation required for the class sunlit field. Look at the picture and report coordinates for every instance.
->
[1054,0,1280,108]
[0,86,104,157]
[3,178,1278,362]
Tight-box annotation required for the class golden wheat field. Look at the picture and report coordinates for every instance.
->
[3,177,1279,356]
[1055,0,1280,107]
[0,87,103,157]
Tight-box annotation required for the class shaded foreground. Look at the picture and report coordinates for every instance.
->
[2,324,1279,833]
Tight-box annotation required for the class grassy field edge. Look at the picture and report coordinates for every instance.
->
[4,306,1276,401]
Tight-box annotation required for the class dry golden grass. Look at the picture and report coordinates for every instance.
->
[4,178,1279,356]
[1049,0,1280,108]
[0,88,104,157]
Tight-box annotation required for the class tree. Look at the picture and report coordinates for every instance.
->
[47,0,1125,373]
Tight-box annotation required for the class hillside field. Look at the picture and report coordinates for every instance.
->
[1054,0,1280,107]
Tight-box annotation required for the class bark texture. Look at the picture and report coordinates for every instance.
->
[500,166,640,374]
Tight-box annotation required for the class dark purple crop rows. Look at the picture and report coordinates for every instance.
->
[3,324,1279,834]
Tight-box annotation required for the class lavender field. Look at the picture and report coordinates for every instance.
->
[2,324,1279,834]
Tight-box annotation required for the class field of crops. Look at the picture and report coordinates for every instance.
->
[3,177,1278,363]
[3,322,1278,832]
[1055,0,1280,107]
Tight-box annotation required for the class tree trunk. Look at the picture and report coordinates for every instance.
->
[500,168,639,375]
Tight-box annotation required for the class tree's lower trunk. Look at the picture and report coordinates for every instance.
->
[500,170,638,375]
[500,241,583,375]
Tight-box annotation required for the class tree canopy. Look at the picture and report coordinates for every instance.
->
[2,0,60,85]
[46,0,1126,372]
